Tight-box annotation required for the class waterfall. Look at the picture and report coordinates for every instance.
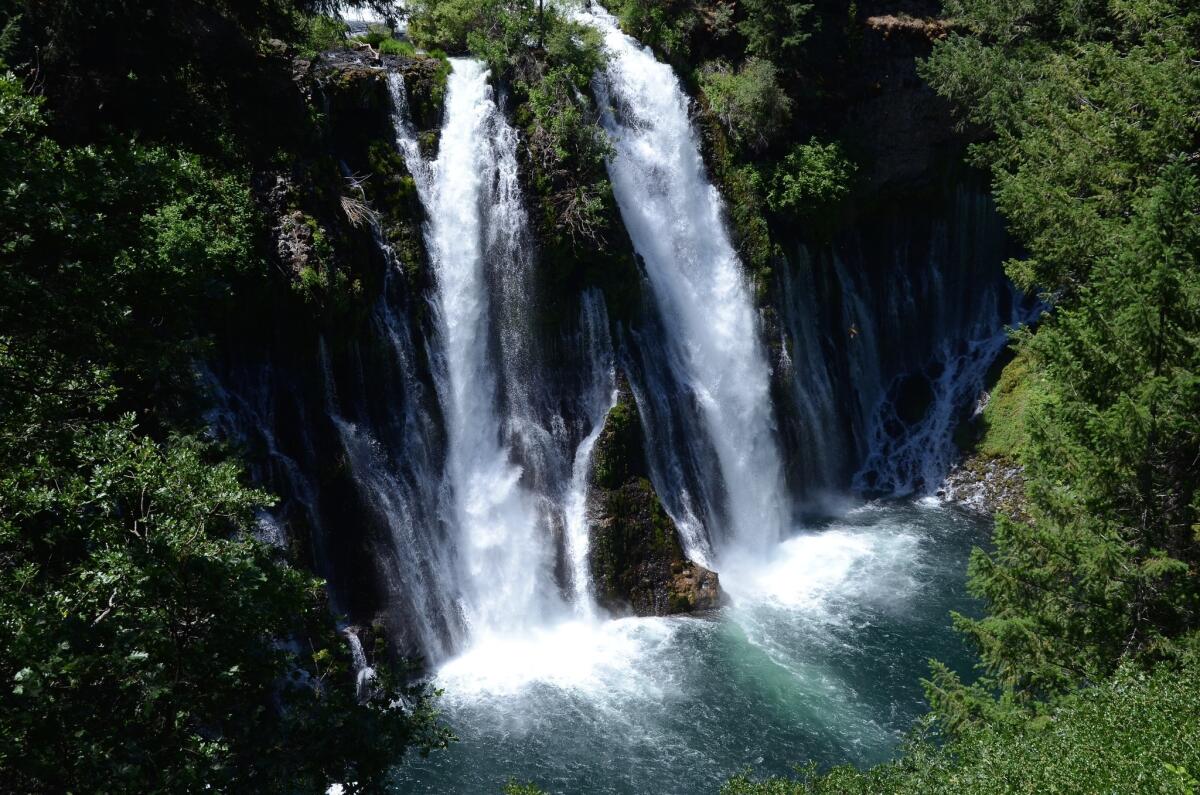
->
[344,628,377,702]
[770,186,1041,498]
[563,291,618,616]
[579,6,789,560]
[420,58,563,636]
[387,59,619,643]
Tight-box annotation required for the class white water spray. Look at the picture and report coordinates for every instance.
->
[421,59,566,636]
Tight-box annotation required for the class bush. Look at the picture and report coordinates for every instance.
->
[738,0,815,60]
[378,36,417,56]
[699,57,792,151]
[298,14,349,57]
[765,137,856,217]
[723,651,1200,794]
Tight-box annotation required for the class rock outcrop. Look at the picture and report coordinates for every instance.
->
[938,453,1029,522]
[588,376,721,616]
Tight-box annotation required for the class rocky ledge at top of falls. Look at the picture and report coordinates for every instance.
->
[588,375,721,616]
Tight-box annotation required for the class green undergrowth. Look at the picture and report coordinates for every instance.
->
[974,344,1043,460]
[723,646,1200,794]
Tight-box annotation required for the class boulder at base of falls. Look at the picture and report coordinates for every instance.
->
[588,377,721,616]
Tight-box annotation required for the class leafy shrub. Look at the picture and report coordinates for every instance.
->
[699,57,792,151]
[765,138,856,217]
[612,0,702,60]
[724,650,1200,794]
[738,0,815,60]
[298,14,349,57]
[378,36,417,56]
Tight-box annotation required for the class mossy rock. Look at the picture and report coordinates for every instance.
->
[588,375,721,616]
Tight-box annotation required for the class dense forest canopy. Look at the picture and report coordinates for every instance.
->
[1,0,1197,791]
[0,2,450,792]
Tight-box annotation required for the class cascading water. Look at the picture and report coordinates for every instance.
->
[564,291,619,614]
[388,60,620,640]
[578,5,790,561]
[769,187,1041,499]
[204,218,462,660]
[418,59,566,636]
[216,21,1036,792]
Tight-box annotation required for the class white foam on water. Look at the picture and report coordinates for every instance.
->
[435,616,681,699]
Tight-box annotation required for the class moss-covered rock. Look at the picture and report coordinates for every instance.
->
[588,375,721,616]
[393,54,450,147]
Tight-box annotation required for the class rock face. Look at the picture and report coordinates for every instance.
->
[938,453,1029,522]
[588,376,721,616]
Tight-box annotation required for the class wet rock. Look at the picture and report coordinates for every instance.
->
[938,453,1029,522]
[588,376,722,616]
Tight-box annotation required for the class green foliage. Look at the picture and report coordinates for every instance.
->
[592,397,644,491]
[936,161,1200,720]
[699,57,792,151]
[612,0,704,61]
[358,22,395,47]
[737,0,814,60]
[0,75,258,412]
[914,0,1200,732]
[378,36,417,56]
[765,138,856,218]
[409,0,619,262]
[922,0,1200,296]
[976,347,1043,459]
[0,417,450,792]
[0,55,450,792]
[724,649,1200,793]
[504,781,549,795]
[298,13,350,57]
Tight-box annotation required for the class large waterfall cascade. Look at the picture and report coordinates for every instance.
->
[389,59,619,644]
[212,14,1031,792]
[579,5,792,564]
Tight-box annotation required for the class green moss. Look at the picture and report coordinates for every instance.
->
[591,396,645,490]
[977,345,1045,460]
[364,139,428,283]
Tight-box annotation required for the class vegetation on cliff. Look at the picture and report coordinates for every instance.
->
[735,0,1200,790]
[407,0,635,319]
[0,2,450,791]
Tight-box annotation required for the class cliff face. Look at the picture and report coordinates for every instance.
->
[207,13,1022,663]
[208,48,456,660]
[588,377,721,616]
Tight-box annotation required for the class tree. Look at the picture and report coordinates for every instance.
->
[737,0,814,61]
[0,52,451,792]
[916,0,1200,731]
